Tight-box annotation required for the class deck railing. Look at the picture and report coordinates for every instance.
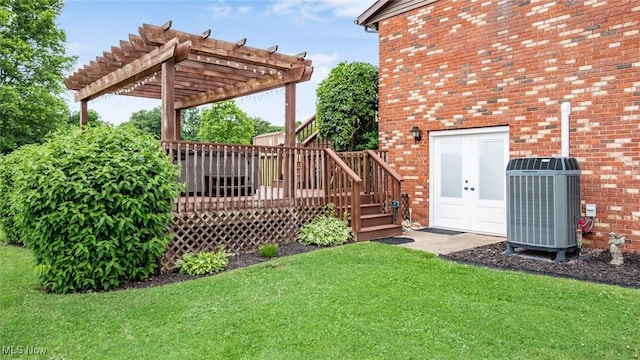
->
[295,114,331,148]
[339,150,403,225]
[324,149,363,236]
[161,141,326,213]
[366,150,403,225]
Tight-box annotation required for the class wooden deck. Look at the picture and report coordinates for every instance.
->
[160,141,403,270]
[174,185,326,212]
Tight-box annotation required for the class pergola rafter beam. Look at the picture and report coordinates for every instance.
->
[138,23,311,71]
[119,40,146,58]
[74,38,188,101]
[187,52,274,78]
[110,46,132,63]
[177,61,253,82]
[128,34,155,52]
[175,65,313,109]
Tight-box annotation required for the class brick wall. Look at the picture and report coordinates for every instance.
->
[377,0,640,251]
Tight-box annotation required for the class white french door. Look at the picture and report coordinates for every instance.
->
[430,128,509,235]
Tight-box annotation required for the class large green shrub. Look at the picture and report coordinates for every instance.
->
[0,144,41,245]
[13,126,181,293]
[0,152,20,244]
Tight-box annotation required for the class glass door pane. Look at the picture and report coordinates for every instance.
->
[478,138,505,201]
[440,141,462,198]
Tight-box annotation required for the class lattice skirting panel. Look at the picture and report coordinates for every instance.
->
[162,206,325,270]
[401,193,410,220]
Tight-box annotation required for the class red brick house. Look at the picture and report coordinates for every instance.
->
[357,0,640,252]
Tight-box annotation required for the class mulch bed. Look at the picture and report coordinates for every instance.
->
[116,240,640,291]
[116,242,319,291]
[440,242,640,289]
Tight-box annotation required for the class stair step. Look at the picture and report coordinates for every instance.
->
[359,203,383,215]
[360,193,376,204]
[330,192,383,205]
[360,213,393,227]
[357,224,403,241]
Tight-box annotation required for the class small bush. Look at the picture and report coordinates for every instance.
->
[259,243,279,258]
[12,126,181,293]
[299,204,352,246]
[176,248,229,275]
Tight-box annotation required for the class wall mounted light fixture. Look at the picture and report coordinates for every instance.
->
[410,126,422,143]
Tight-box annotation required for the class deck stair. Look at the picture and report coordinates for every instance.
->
[296,116,403,241]
[343,193,403,241]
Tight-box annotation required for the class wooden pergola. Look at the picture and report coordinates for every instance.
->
[64,21,313,146]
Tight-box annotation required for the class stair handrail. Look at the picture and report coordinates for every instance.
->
[300,131,319,147]
[295,114,316,144]
[366,150,404,225]
[324,148,363,240]
[366,150,404,182]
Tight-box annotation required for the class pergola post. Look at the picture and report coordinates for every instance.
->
[284,83,296,198]
[80,100,88,129]
[285,83,296,147]
[175,109,182,140]
[161,57,176,141]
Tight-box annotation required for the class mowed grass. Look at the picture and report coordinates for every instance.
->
[2,242,639,359]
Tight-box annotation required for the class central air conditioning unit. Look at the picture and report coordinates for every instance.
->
[505,157,581,262]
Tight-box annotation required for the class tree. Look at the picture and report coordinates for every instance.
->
[316,61,378,151]
[0,0,75,154]
[198,100,254,144]
[253,116,284,136]
[67,110,108,128]
[122,107,161,139]
[181,107,201,141]
[120,106,203,141]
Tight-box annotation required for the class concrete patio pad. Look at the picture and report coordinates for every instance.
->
[396,229,505,255]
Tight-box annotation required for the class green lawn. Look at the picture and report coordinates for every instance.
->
[1,242,639,359]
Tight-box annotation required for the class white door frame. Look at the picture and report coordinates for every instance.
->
[428,126,509,235]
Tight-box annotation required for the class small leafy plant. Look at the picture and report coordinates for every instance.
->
[299,203,352,246]
[177,247,230,276]
[259,243,279,258]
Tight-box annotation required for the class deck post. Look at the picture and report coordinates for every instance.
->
[161,57,176,141]
[80,100,88,129]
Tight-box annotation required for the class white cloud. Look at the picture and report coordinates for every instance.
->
[268,0,296,14]
[208,3,253,18]
[209,5,232,18]
[308,52,340,84]
[267,0,372,22]
[316,0,374,17]
[267,1,321,23]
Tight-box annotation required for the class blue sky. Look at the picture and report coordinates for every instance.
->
[59,0,379,126]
